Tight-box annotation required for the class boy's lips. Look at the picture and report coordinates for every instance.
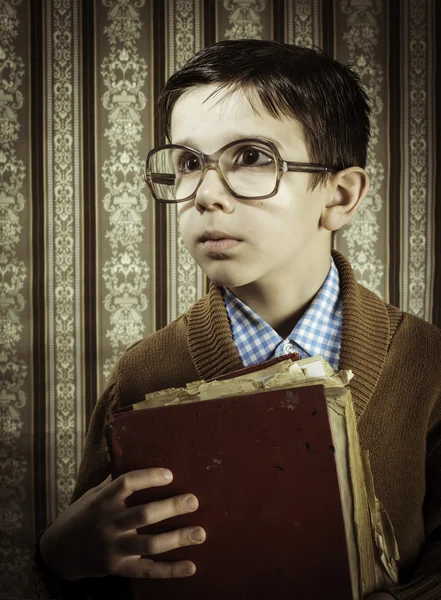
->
[197,230,241,242]
[197,230,242,251]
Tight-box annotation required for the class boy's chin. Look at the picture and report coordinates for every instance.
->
[203,267,257,290]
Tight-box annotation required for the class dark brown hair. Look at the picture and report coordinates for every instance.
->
[157,39,371,189]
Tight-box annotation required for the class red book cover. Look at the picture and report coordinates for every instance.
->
[106,367,354,599]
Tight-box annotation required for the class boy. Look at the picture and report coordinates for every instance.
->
[34,40,441,600]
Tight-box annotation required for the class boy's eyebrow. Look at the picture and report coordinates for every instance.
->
[172,133,286,151]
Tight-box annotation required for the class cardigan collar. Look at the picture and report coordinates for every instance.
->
[188,250,390,422]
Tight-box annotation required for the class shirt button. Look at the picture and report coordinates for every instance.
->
[283,343,296,354]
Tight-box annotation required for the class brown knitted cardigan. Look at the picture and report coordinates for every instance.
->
[34,251,441,600]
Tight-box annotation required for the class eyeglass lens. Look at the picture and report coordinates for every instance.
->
[148,141,278,201]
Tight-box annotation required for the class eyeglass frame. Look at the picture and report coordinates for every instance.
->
[144,137,341,204]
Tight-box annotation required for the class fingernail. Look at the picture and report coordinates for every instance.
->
[190,528,205,542]
[185,495,197,509]
[184,564,196,575]
[162,469,173,480]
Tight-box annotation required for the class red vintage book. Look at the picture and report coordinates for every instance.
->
[105,355,398,600]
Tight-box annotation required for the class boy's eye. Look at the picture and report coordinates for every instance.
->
[234,146,274,167]
[178,152,201,173]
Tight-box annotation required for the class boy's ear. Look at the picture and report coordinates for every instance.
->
[320,167,369,232]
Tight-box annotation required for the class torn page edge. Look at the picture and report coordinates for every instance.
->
[134,356,353,410]
[362,450,399,586]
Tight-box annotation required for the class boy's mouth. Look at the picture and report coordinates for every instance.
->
[197,230,242,251]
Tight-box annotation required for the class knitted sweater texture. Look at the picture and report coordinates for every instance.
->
[34,251,441,600]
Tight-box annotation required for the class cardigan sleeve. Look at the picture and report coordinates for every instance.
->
[385,417,441,599]
[33,381,131,599]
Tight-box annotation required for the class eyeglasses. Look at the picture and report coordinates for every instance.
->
[144,137,340,203]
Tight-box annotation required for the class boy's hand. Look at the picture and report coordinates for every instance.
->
[39,469,205,581]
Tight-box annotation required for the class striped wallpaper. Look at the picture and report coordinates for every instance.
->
[0,1,440,598]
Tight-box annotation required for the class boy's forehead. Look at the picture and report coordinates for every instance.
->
[170,84,307,154]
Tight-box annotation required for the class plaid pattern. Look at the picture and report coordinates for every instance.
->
[223,258,342,371]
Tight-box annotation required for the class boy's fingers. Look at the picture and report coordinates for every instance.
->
[97,468,173,504]
[116,556,196,580]
[113,493,198,531]
[117,526,206,557]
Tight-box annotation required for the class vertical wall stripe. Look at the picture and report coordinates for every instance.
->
[1,0,31,596]
[401,0,410,312]
[273,0,285,42]
[97,1,153,387]
[321,0,334,57]
[72,0,83,481]
[46,0,83,518]
[166,0,205,324]
[154,0,168,331]
[434,0,441,328]
[285,0,321,48]
[401,0,433,320]
[30,0,47,536]
[333,1,388,301]
[203,0,217,47]
[388,0,402,309]
[312,0,321,47]
[194,2,206,301]
[166,0,177,324]
[45,0,56,521]
[81,0,97,430]
[202,0,216,295]
[425,0,434,320]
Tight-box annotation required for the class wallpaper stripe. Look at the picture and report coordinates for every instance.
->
[401,0,434,321]
[0,0,32,595]
[45,0,84,520]
[334,0,388,302]
[321,0,334,58]
[30,0,47,537]
[154,0,168,331]
[273,0,284,42]
[388,0,402,309]
[165,0,205,324]
[426,0,435,320]
[434,0,441,328]
[286,0,322,48]
[81,0,98,428]
[45,0,55,520]
[203,0,216,47]
[96,0,154,389]
[72,0,83,480]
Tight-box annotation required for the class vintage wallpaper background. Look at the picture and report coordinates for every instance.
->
[0,0,440,597]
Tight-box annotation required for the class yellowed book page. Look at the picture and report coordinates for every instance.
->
[362,451,399,587]
[134,356,350,410]
[325,387,360,600]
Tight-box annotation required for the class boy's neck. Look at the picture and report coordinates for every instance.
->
[229,254,332,339]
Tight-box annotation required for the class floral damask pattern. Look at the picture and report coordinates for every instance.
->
[47,0,83,514]
[101,0,150,378]
[286,0,316,47]
[0,0,30,594]
[404,0,432,319]
[223,0,265,39]
[338,0,384,297]
[167,0,205,320]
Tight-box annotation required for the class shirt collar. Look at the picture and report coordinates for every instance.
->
[223,258,342,370]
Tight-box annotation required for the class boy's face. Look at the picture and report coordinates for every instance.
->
[172,84,336,290]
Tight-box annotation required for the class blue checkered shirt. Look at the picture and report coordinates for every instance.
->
[223,259,342,371]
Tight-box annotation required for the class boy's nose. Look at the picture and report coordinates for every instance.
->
[194,168,235,213]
